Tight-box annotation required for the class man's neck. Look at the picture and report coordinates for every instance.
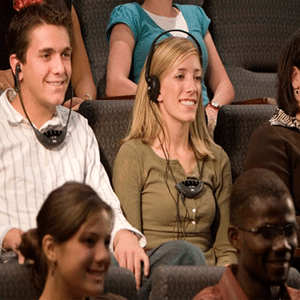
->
[10,92,56,129]
[235,265,284,300]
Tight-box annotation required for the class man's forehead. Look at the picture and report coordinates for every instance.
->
[245,196,295,223]
[28,24,71,49]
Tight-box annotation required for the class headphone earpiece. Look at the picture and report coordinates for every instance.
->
[147,75,160,103]
[14,64,21,93]
[145,29,202,103]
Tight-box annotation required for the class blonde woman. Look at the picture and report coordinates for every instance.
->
[113,36,237,299]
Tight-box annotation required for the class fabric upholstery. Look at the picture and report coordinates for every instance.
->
[214,104,277,182]
[149,265,300,300]
[0,263,137,300]
[72,0,203,97]
[78,99,135,181]
[202,0,300,102]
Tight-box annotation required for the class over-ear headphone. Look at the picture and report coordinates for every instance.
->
[145,29,202,103]
[14,64,72,149]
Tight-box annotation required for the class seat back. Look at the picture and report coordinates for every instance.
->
[78,99,135,181]
[203,0,300,102]
[214,104,277,182]
[0,262,137,300]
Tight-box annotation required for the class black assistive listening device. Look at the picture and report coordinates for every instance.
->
[176,178,204,204]
[145,29,202,103]
[14,64,71,149]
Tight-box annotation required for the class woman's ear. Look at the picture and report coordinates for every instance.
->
[42,234,57,263]
[291,66,300,89]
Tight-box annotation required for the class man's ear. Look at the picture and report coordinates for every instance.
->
[10,54,21,76]
[291,66,300,89]
[228,225,241,252]
[42,234,57,263]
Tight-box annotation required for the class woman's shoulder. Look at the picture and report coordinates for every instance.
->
[106,3,143,40]
[109,2,142,18]
[118,139,151,156]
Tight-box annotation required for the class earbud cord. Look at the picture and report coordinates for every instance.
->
[150,101,195,238]
[16,75,72,144]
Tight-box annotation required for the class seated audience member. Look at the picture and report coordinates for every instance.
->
[0,3,149,290]
[106,0,234,133]
[19,182,126,300]
[245,29,300,225]
[113,35,237,298]
[0,0,96,109]
[193,168,300,300]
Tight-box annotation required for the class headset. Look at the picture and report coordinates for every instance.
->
[14,64,72,149]
[145,29,202,103]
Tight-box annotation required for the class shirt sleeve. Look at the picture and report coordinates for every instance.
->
[212,147,238,266]
[112,142,144,233]
[245,124,290,188]
[83,123,146,252]
[106,3,140,43]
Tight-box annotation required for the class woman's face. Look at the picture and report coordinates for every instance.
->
[53,210,111,299]
[157,54,202,127]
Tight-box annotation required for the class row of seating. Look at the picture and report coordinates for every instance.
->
[72,0,300,100]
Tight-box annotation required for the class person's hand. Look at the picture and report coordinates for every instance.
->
[2,228,25,264]
[63,97,85,111]
[113,229,150,289]
[205,105,218,138]
[0,69,14,90]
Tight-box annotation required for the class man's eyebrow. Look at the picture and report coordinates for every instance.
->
[38,46,72,54]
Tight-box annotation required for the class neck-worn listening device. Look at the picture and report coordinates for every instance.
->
[145,29,202,103]
[176,178,204,202]
[14,64,72,149]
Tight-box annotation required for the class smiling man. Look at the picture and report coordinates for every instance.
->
[193,168,300,300]
[0,3,149,286]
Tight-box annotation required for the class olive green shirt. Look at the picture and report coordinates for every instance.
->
[113,139,237,266]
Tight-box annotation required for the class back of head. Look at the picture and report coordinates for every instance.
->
[230,168,293,226]
[7,2,73,64]
[277,29,300,116]
[19,182,113,291]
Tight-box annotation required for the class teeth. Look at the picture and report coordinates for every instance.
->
[48,81,63,86]
[180,100,195,106]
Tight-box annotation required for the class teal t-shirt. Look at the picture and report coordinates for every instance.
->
[107,3,211,106]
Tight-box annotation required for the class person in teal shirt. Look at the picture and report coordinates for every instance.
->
[106,0,234,134]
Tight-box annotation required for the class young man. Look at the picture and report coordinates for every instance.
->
[0,3,149,288]
[193,168,300,300]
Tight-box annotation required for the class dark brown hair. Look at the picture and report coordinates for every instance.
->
[230,168,292,226]
[19,182,113,291]
[7,3,73,64]
[277,29,300,116]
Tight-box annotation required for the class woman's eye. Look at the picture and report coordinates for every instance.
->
[85,238,96,247]
[176,74,184,79]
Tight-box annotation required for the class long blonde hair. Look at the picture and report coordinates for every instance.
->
[124,36,214,160]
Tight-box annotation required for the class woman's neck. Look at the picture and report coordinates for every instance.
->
[142,0,178,17]
[153,123,191,157]
[39,275,85,300]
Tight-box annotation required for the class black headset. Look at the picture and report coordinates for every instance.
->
[145,29,202,103]
[14,64,71,149]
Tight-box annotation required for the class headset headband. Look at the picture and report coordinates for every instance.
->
[145,29,202,102]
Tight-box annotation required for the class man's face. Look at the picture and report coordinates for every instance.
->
[19,24,72,113]
[236,197,298,286]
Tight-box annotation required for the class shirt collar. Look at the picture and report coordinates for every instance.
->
[269,108,300,131]
[1,88,66,131]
